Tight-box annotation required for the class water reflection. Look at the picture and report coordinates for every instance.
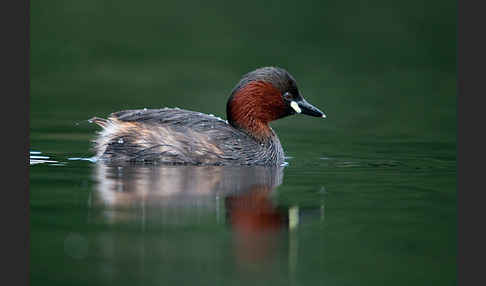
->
[92,163,292,229]
[91,163,300,273]
[92,163,284,214]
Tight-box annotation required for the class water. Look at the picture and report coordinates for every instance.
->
[29,139,456,285]
[30,0,456,285]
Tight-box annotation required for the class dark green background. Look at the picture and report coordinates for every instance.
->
[30,0,456,285]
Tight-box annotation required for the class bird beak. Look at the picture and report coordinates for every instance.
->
[290,99,326,118]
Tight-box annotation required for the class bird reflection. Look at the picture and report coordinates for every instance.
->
[224,184,289,267]
[91,163,304,275]
[92,163,284,212]
[92,163,289,228]
[225,185,287,234]
[88,164,312,277]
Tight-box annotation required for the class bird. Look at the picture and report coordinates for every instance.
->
[90,66,326,166]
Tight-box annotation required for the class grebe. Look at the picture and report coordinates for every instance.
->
[91,66,326,165]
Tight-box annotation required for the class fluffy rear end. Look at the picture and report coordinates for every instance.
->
[92,117,225,164]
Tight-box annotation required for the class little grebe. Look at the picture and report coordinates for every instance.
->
[91,66,326,165]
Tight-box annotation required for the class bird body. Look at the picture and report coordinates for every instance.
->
[91,67,325,166]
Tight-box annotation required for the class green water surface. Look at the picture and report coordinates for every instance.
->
[30,0,456,285]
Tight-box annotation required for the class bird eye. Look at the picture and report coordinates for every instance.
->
[283,92,292,101]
